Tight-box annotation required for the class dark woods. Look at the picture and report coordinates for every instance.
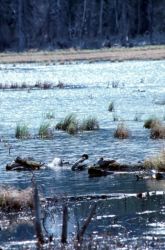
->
[0,0,165,51]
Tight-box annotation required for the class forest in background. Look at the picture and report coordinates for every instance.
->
[0,0,165,52]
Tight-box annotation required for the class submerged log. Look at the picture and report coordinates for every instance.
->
[6,156,44,171]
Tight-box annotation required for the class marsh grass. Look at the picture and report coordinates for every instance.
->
[144,150,165,171]
[38,123,54,139]
[114,123,130,139]
[108,102,114,112]
[0,187,33,211]
[150,123,165,139]
[55,114,78,134]
[15,124,30,139]
[144,117,161,129]
[80,117,99,131]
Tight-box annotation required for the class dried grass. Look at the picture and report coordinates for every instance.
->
[144,118,161,129]
[0,187,33,211]
[144,150,165,171]
[114,123,130,139]
[150,123,165,139]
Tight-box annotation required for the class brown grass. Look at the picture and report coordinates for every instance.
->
[0,187,33,211]
[0,45,165,64]
[144,150,165,171]
[114,123,130,139]
[150,123,165,139]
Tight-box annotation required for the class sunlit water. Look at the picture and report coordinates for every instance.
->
[0,60,165,249]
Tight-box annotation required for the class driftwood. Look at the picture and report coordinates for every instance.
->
[6,156,44,171]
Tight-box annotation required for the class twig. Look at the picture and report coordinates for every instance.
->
[76,203,97,243]
[61,205,68,243]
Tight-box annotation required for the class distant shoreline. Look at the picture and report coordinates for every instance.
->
[0,45,165,64]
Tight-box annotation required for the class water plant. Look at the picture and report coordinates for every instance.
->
[15,124,30,139]
[144,150,165,171]
[108,102,114,112]
[38,123,54,139]
[150,123,165,139]
[80,117,99,131]
[114,122,130,139]
[55,114,78,134]
[143,117,161,129]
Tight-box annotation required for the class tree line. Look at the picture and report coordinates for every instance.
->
[0,0,165,51]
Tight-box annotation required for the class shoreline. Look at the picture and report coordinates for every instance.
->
[0,45,165,64]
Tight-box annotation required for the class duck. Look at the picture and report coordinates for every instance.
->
[71,154,89,171]
[96,157,116,169]
[48,157,69,169]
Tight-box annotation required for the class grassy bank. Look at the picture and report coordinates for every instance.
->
[0,45,165,64]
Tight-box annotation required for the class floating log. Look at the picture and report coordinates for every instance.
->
[6,156,44,171]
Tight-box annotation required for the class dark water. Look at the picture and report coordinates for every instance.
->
[0,60,165,249]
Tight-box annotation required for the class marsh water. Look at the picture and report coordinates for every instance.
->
[0,60,165,249]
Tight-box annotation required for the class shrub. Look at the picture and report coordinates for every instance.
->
[144,118,161,129]
[114,123,130,139]
[55,114,78,134]
[150,124,165,139]
[38,123,54,139]
[15,124,30,139]
[80,117,99,131]
[108,102,114,112]
[144,150,165,171]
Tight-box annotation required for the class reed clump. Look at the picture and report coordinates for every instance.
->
[38,123,54,139]
[15,124,30,139]
[0,187,33,211]
[114,123,130,139]
[80,117,99,131]
[144,150,165,171]
[55,114,78,135]
[108,102,114,112]
[150,123,165,139]
[144,118,161,129]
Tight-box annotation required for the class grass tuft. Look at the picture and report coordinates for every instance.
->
[15,124,30,139]
[0,187,33,211]
[108,102,114,112]
[144,150,165,171]
[55,114,78,135]
[114,122,130,139]
[150,123,165,139]
[144,117,161,129]
[38,123,54,139]
[80,117,99,131]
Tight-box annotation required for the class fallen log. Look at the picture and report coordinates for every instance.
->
[6,156,44,171]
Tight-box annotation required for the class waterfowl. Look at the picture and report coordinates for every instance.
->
[48,157,63,168]
[96,157,116,169]
[71,154,89,171]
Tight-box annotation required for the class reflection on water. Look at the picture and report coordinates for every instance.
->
[0,60,165,248]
